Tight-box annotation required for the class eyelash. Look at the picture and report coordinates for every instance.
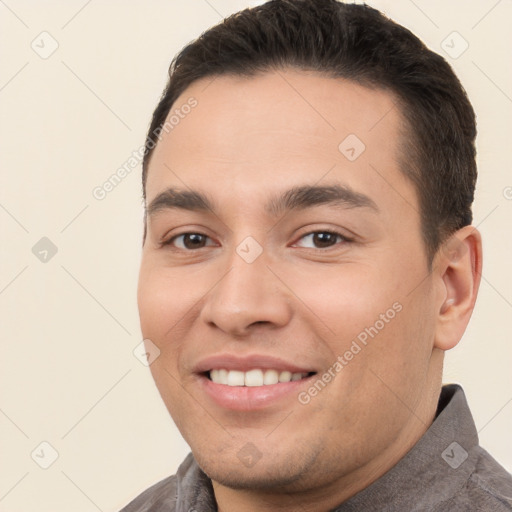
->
[161,230,353,251]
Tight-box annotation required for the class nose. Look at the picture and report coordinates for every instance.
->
[199,248,293,337]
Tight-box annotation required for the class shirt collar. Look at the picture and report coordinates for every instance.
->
[332,384,479,510]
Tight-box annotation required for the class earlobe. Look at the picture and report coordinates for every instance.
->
[433,226,483,351]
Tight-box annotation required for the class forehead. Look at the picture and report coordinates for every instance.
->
[145,69,416,221]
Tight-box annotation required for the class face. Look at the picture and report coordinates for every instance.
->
[138,70,444,494]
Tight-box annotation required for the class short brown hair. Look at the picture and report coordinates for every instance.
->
[142,0,477,266]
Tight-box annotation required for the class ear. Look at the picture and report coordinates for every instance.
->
[433,226,483,351]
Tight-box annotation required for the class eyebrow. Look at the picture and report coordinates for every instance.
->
[146,184,379,218]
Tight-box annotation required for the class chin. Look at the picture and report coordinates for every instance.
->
[193,444,321,492]
[203,463,306,491]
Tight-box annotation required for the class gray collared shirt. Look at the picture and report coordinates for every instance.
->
[120,384,512,511]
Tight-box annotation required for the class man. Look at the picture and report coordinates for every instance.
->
[122,0,512,510]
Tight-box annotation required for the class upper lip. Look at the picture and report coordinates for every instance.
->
[193,353,317,374]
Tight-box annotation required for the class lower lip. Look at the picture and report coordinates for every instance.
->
[199,374,315,411]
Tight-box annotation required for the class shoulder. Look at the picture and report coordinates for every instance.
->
[432,447,512,511]
[118,473,178,512]
[118,453,204,512]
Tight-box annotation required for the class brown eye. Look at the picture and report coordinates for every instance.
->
[294,231,351,250]
[165,233,214,250]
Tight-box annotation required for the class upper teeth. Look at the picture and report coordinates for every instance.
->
[209,369,309,386]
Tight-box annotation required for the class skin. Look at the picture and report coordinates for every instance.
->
[137,69,482,512]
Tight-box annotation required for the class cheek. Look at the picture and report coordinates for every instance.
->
[289,261,433,389]
[285,262,399,343]
[137,275,171,338]
[137,264,194,419]
[137,262,194,337]
[350,288,437,413]
[137,262,214,378]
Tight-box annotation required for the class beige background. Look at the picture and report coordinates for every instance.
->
[1,1,511,510]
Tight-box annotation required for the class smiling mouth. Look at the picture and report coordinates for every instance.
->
[205,368,317,387]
